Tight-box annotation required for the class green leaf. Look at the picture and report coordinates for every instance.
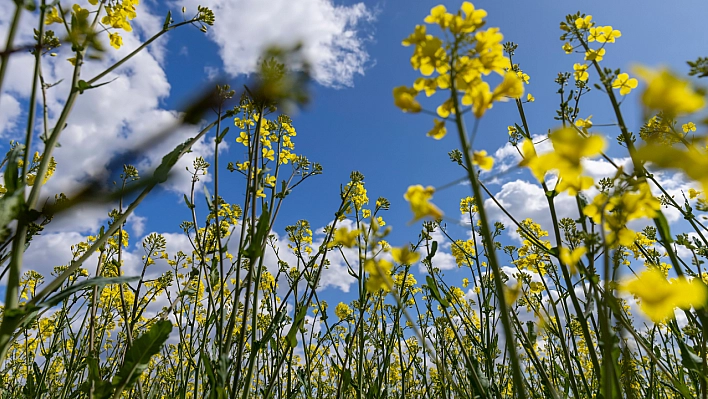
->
[4,146,22,194]
[112,320,173,394]
[243,209,271,262]
[425,275,449,308]
[163,10,172,30]
[654,213,673,244]
[154,140,189,183]
[285,306,307,347]
[77,78,118,95]
[79,357,114,399]
[184,194,194,210]
[0,189,24,242]
[217,127,229,143]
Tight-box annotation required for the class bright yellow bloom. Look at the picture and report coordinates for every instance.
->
[262,148,274,161]
[449,2,487,34]
[391,246,421,265]
[562,42,574,54]
[583,183,661,247]
[588,26,621,43]
[526,93,535,102]
[335,302,353,319]
[365,259,394,293]
[503,280,522,305]
[573,63,589,81]
[427,119,446,140]
[424,5,452,28]
[622,268,707,323]
[236,131,249,146]
[585,48,605,62]
[264,174,276,187]
[637,144,708,193]
[472,150,494,171]
[410,35,448,76]
[402,24,427,47]
[688,188,702,199]
[682,122,696,133]
[109,32,123,49]
[404,185,443,221]
[470,82,494,118]
[45,7,63,25]
[574,15,593,29]
[516,71,530,84]
[611,73,638,96]
[633,66,705,116]
[555,175,594,196]
[492,72,524,101]
[559,246,586,275]
[393,86,422,113]
[575,115,593,132]
[519,128,605,194]
[330,227,359,248]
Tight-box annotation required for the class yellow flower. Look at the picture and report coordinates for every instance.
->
[365,259,394,293]
[424,5,452,28]
[555,174,594,196]
[404,185,443,222]
[391,246,420,265]
[519,129,605,194]
[637,144,708,193]
[574,15,593,29]
[236,131,249,146]
[611,73,638,96]
[516,71,530,84]
[402,24,427,47]
[472,150,494,171]
[335,302,353,319]
[470,82,494,118]
[427,118,446,140]
[588,26,621,43]
[44,7,63,25]
[688,188,701,199]
[622,268,707,323]
[264,174,276,187]
[575,115,593,132]
[682,121,696,133]
[585,48,605,62]
[109,32,123,49]
[526,93,535,102]
[573,63,589,82]
[503,280,522,305]
[393,86,422,113]
[633,66,705,116]
[492,72,524,101]
[562,42,574,54]
[559,246,587,275]
[262,148,274,161]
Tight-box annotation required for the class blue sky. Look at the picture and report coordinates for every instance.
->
[1,0,707,300]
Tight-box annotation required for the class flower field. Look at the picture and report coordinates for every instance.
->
[1,1,708,398]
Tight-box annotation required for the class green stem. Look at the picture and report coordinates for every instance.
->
[448,66,526,398]
[0,3,22,101]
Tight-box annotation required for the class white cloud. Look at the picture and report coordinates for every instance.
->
[177,0,375,88]
[0,94,21,137]
[127,213,148,237]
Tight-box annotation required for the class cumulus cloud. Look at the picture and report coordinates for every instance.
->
[0,94,21,137]
[177,0,375,88]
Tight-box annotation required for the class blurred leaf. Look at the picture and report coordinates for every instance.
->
[112,320,173,393]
